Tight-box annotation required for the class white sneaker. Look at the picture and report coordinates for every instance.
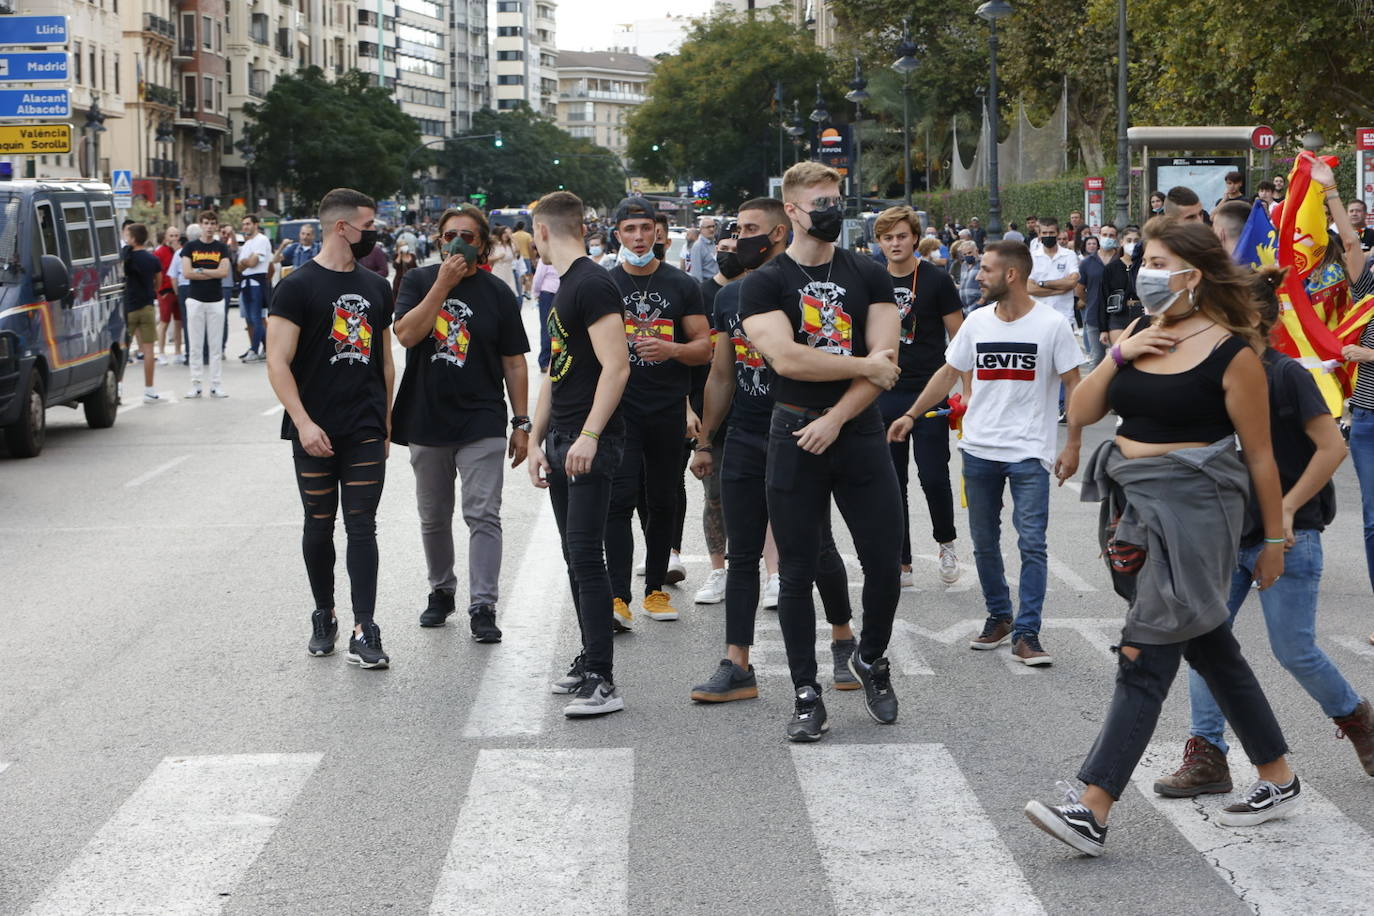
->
[899,568,915,590]
[694,568,727,604]
[209,388,228,399]
[762,573,780,610]
[142,390,162,403]
[939,542,961,584]
[635,560,646,577]
[666,551,687,585]
[185,384,203,399]
[155,355,168,366]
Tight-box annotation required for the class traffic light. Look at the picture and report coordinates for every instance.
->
[552,157,560,165]
[493,130,503,148]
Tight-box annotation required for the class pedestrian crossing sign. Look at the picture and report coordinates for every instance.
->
[112,168,132,209]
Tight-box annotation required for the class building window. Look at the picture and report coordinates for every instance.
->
[182,73,196,110]
[74,42,81,84]
[496,50,523,61]
[215,22,222,52]
[217,80,224,113]
[496,74,523,85]
[180,13,195,53]
[496,1,522,11]
[497,98,520,110]
[496,26,522,37]
[203,76,213,111]
[396,53,442,78]
[113,53,119,94]
[202,15,212,49]
[536,4,554,19]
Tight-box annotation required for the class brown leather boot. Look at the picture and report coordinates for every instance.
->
[1334,698,1374,776]
[1152,736,1233,797]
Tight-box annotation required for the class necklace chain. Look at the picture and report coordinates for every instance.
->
[1163,321,1217,353]
[789,250,835,289]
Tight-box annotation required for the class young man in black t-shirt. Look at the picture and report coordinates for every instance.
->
[688,196,861,704]
[392,204,530,643]
[180,210,232,398]
[122,223,164,403]
[739,162,904,742]
[527,191,631,717]
[267,188,396,670]
[605,197,711,627]
[875,206,965,589]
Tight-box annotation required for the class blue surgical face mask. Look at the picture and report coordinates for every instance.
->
[621,246,656,268]
[589,245,603,257]
[1100,237,1119,251]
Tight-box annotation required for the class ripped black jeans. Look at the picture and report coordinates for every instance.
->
[292,433,387,627]
[1078,622,1288,799]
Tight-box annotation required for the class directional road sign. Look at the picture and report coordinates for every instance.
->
[0,88,68,120]
[0,52,69,83]
[0,16,68,47]
[112,170,133,210]
[0,122,70,154]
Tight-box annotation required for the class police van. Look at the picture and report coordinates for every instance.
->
[0,180,126,458]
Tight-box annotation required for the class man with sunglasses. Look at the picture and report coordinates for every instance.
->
[739,162,904,741]
[605,197,712,629]
[392,206,531,643]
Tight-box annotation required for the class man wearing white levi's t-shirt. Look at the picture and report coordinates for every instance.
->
[887,241,1082,668]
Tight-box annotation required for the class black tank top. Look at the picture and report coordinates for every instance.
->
[1108,328,1248,444]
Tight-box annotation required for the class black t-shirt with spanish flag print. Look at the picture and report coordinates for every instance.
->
[608,260,705,418]
[737,246,894,409]
[712,280,773,435]
[269,259,394,441]
[390,264,530,447]
[548,256,625,432]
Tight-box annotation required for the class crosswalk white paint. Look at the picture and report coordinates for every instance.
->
[1335,635,1374,660]
[429,748,632,915]
[0,761,9,777]
[259,403,284,416]
[750,621,935,679]
[1135,743,1374,915]
[461,501,568,738]
[124,454,191,488]
[25,753,322,916]
[792,744,1044,915]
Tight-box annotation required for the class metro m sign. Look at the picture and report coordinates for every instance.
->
[1250,125,1276,150]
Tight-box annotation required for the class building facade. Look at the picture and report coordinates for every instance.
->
[491,0,556,117]
[554,51,652,161]
[711,0,836,48]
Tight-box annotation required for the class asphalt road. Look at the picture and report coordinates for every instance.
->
[2,298,1373,915]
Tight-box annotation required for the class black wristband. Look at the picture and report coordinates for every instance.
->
[510,415,530,429]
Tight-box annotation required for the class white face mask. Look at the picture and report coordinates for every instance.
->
[1136,266,1195,316]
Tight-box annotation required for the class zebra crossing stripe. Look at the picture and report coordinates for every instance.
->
[25,753,321,916]
[429,748,632,915]
[0,761,9,777]
[1136,743,1374,914]
[792,744,1045,915]
[461,501,567,738]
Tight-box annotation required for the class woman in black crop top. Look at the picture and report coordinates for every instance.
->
[1025,218,1300,858]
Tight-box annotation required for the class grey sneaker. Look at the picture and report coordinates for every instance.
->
[786,686,829,742]
[564,672,624,717]
[848,653,898,724]
[831,639,860,691]
[690,659,758,703]
[551,654,587,695]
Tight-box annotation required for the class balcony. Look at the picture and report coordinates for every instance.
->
[144,84,179,109]
[147,157,180,179]
[143,13,176,42]
[275,28,292,57]
[174,37,196,60]
[249,69,271,98]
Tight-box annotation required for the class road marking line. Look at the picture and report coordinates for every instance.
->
[124,454,191,488]
[461,501,566,738]
[751,621,934,679]
[259,404,284,416]
[1335,635,1374,659]
[1062,480,1082,494]
[1136,743,1374,915]
[0,761,9,777]
[429,749,631,915]
[793,744,1044,915]
[25,753,321,916]
[1048,551,1098,592]
[7,521,298,533]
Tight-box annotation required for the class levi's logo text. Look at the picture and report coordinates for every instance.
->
[799,285,852,355]
[431,298,473,367]
[330,294,374,364]
[624,290,674,366]
[975,341,1037,380]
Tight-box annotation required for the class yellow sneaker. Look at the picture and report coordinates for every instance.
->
[644,590,679,621]
[612,598,633,632]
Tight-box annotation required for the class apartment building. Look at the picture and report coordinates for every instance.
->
[712,0,836,48]
[491,0,556,118]
[554,50,652,161]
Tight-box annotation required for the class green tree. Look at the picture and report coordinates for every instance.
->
[244,67,421,214]
[434,105,626,210]
[625,12,838,206]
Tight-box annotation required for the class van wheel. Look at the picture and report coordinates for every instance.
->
[83,360,119,429]
[3,371,46,458]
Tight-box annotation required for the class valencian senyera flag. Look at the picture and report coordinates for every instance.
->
[1263,151,1374,414]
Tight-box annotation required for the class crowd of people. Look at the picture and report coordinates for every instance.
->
[248,154,1374,859]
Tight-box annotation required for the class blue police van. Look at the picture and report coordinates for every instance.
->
[0,180,126,458]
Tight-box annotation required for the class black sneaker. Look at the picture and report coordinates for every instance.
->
[1025,782,1108,857]
[690,659,759,703]
[469,604,502,643]
[847,653,898,724]
[1218,775,1302,827]
[551,654,587,695]
[346,622,390,669]
[831,639,860,691]
[787,686,829,742]
[419,589,455,627]
[308,609,337,657]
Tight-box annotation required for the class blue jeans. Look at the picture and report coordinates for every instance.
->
[239,280,266,353]
[1189,530,1361,753]
[962,452,1049,637]
[1350,406,1374,594]
[1083,322,1105,368]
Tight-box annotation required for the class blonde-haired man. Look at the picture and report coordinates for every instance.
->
[738,161,904,741]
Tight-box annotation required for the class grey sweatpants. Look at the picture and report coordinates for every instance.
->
[409,437,507,608]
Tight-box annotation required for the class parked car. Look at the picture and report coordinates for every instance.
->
[0,180,126,458]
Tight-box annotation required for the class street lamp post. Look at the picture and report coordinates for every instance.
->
[844,56,870,215]
[83,100,107,181]
[977,0,1013,241]
[192,123,212,204]
[1113,0,1130,225]
[155,119,174,219]
[236,138,256,215]
[807,82,829,163]
[891,26,919,207]
[786,101,805,165]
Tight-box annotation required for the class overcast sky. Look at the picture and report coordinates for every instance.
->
[554,1,715,53]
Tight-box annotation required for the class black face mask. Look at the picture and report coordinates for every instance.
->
[349,228,379,260]
[653,242,666,260]
[805,206,844,243]
[734,232,772,270]
[717,251,744,279]
[1040,235,1058,249]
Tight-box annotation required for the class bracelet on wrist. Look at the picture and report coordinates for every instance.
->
[694,445,714,453]
[1263,537,1286,544]
[1109,343,1129,368]
[579,429,599,441]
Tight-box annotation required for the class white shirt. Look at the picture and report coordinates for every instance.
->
[1029,245,1078,323]
[238,232,272,277]
[945,300,1083,469]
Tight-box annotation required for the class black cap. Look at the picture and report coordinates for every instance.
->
[612,197,658,225]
